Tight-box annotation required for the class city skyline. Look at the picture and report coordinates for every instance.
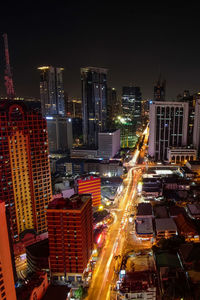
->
[2,3,200,300]
[0,4,200,99]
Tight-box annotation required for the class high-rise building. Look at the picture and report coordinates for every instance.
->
[0,100,52,242]
[81,67,107,148]
[75,175,101,207]
[47,194,93,282]
[38,66,65,116]
[177,91,196,147]
[0,201,17,300]
[148,101,189,161]
[193,95,200,156]
[122,86,142,130]
[107,87,117,129]
[66,97,82,119]
[153,77,166,101]
[46,115,73,153]
[98,129,120,159]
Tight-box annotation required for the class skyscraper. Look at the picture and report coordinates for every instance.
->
[148,101,189,161]
[0,100,52,242]
[0,201,17,300]
[46,115,73,153]
[153,77,166,101]
[107,87,117,129]
[193,94,200,156]
[81,67,107,148]
[122,86,142,130]
[38,66,65,116]
[47,194,93,282]
[177,91,196,147]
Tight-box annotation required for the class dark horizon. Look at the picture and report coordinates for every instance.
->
[0,3,200,100]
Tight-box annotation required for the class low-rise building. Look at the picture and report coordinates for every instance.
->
[179,243,200,270]
[155,218,177,239]
[174,214,199,241]
[153,206,168,218]
[135,217,154,240]
[142,178,163,197]
[187,203,200,219]
[117,271,156,300]
[167,147,197,164]
[70,148,98,159]
[136,203,153,218]
[169,206,187,218]
[16,272,49,300]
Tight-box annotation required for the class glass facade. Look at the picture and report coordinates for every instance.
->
[38,66,65,117]
[81,67,107,148]
[122,86,142,131]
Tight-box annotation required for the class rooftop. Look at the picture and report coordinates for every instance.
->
[135,217,153,235]
[179,243,200,263]
[187,204,200,215]
[119,271,155,293]
[137,203,153,216]
[155,218,177,232]
[174,214,197,235]
[169,206,187,217]
[48,194,91,210]
[154,206,168,218]
[77,175,100,182]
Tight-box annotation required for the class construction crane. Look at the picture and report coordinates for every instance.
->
[3,33,15,99]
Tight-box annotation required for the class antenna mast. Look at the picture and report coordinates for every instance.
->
[3,33,15,99]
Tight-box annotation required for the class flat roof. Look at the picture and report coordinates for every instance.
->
[179,243,200,262]
[169,206,187,217]
[187,204,200,215]
[137,203,153,216]
[48,194,91,210]
[155,218,177,232]
[154,206,168,218]
[135,217,153,235]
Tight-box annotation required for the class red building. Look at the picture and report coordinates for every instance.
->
[0,100,52,242]
[0,201,17,300]
[47,194,93,282]
[76,175,101,207]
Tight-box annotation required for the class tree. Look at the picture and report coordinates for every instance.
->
[74,286,84,299]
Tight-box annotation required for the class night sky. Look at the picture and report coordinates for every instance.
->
[1,3,200,100]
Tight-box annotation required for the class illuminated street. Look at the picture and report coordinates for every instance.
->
[86,129,148,300]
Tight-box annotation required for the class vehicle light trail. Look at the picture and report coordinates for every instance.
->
[86,136,144,300]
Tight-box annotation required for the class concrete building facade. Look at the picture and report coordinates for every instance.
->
[0,201,17,300]
[148,101,189,161]
[98,129,120,158]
